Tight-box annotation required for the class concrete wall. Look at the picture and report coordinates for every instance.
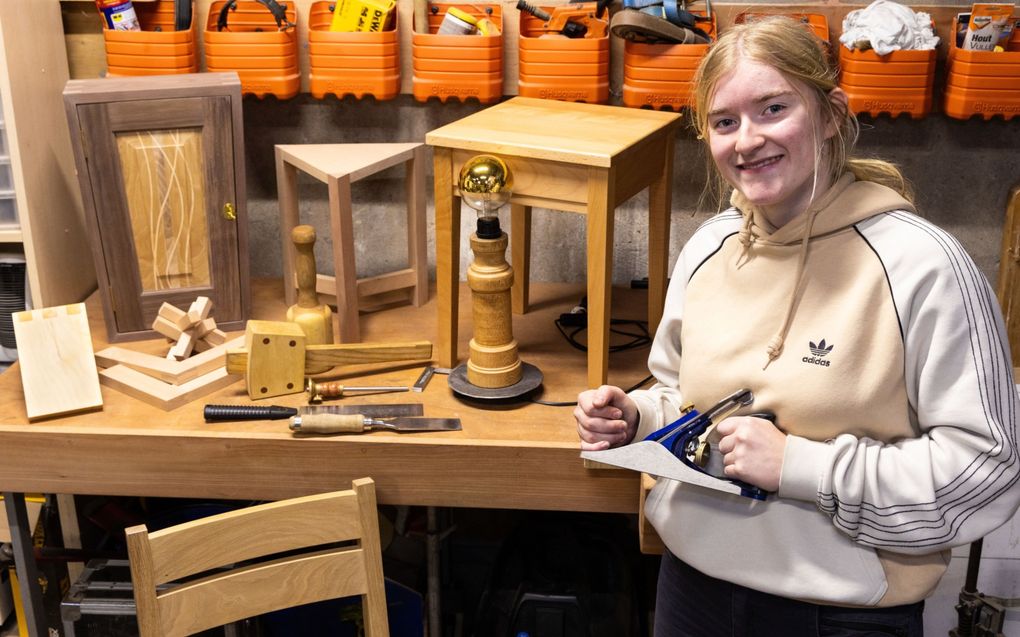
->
[242,96,1019,287]
[239,95,1020,633]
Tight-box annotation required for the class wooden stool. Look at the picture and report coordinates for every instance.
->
[426,97,681,389]
[275,143,428,343]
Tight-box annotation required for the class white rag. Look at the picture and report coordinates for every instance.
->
[839,0,940,54]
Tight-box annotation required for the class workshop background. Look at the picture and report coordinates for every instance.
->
[9,0,1019,634]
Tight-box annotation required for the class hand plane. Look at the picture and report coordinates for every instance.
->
[581,388,769,500]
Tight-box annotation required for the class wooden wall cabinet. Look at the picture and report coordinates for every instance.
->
[64,73,250,342]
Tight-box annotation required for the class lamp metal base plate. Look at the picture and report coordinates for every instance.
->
[448,362,543,402]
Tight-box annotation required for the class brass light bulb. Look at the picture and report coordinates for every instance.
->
[459,155,513,222]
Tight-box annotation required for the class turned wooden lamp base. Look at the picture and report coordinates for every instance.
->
[456,230,543,400]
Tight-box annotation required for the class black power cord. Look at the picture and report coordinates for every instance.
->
[529,295,655,406]
[554,296,652,354]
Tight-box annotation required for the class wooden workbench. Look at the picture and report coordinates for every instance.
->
[0,278,650,508]
[1,278,656,634]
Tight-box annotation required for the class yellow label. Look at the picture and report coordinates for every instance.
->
[329,0,396,32]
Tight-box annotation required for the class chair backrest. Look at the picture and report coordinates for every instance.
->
[125,478,389,637]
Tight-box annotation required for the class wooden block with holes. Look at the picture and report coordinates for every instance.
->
[13,303,103,421]
[245,320,306,399]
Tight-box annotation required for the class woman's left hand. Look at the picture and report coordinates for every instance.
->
[715,416,787,493]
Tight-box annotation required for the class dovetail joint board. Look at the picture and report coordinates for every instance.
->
[13,303,103,421]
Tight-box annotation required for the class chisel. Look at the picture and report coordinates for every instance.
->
[289,413,461,434]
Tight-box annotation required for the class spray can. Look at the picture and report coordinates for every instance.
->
[95,0,141,31]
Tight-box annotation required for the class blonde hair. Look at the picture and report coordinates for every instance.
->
[691,16,914,207]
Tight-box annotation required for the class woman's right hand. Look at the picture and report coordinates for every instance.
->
[574,385,639,451]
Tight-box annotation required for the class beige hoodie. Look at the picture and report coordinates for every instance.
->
[631,174,1020,606]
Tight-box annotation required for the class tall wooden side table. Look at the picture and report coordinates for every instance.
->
[426,97,681,388]
[275,143,428,343]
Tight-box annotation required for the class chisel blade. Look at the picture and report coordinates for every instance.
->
[300,404,424,417]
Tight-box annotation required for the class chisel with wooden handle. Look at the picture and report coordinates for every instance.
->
[224,341,432,375]
[290,413,461,434]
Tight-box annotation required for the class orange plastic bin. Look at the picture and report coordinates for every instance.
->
[621,13,715,111]
[943,16,1020,121]
[205,1,299,99]
[838,23,937,119]
[308,1,400,100]
[412,4,503,104]
[104,0,197,77]
[518,7,609,103]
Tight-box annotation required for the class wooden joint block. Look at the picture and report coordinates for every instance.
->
[204,328,227,346]
[244,320,306,399]
[191,317,216,340]
[168,330,195,361]
[152,315,184,341]
[157,302,192,331]
[188,296,213,324]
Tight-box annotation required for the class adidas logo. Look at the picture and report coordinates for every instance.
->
[803,339,833,367]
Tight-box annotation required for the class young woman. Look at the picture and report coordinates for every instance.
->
[575,16,1020,636]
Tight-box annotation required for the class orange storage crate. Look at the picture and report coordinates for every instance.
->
[517,6,609,104]
[621,13,715,111]
[104,0,197,77]
[943,16,1020,120]
[308,1,400,100]
[205,1,299,99]
[838,32,936,119]
[412,4,503,104]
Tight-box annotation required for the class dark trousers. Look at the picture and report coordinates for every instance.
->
[654,550,925,637]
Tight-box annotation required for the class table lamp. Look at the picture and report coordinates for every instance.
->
[448,155,542,400]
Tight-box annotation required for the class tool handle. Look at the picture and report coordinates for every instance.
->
[224,341,433,375]
[291,413,365,433]
[292,225,320,309]
[204,404,296,422]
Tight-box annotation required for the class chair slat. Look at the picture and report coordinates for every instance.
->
[158,546,368,636]
[148,490,362,584]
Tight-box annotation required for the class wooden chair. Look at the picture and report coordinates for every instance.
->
[125,478,389,637]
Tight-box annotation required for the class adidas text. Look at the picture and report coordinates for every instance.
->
[802,356,831,367]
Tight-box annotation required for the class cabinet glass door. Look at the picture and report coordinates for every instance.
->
[115,128,211,292]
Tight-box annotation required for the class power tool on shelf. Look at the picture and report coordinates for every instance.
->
[515,0,608,39]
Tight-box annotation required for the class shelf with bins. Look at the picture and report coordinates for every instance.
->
[621,12,715,111]
[104,0,197,77]
[308,0,400,100]
[411,3,503,104]
[205,0,300,99]
[518,5,609,104]
[837,14,936,120]
[944,15,1020,120]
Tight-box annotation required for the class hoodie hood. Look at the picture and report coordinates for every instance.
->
[731,172,916,248]
[729,173,916,368]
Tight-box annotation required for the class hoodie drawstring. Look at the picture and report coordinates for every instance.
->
[762,206,820,370]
